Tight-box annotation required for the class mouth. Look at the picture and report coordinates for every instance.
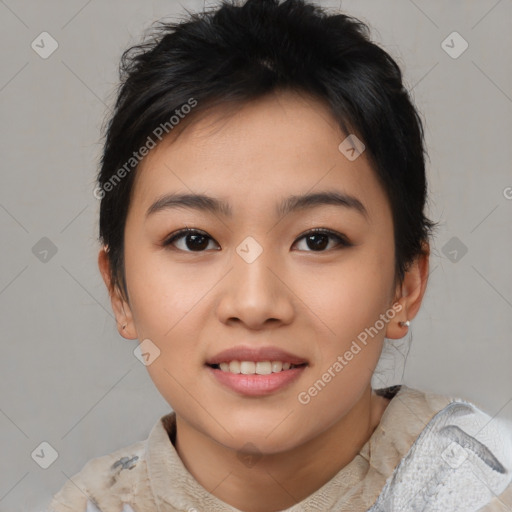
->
[206,361,307,374]
[204,346,309,396]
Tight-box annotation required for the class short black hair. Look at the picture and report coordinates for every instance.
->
[97,0,435,299]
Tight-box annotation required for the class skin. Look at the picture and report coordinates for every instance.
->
[98,90,429,512]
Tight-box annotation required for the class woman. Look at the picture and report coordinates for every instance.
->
[48,0,512,510]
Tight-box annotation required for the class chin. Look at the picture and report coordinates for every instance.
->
[215,416,306,454]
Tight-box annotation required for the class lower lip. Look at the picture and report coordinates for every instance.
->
[206,365,307,396]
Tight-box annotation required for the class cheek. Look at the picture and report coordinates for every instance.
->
[125,248,208,336]
[291,248,394,429]
[123,252,207,402]
[298,247,395,349]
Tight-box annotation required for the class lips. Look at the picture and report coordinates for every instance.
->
[205,345,308,366]
[205,345,309,396]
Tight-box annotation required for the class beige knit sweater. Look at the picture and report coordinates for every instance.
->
[47,385,512,512]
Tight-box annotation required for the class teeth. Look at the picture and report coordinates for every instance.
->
[256,361,272,375]
[215,360,301,374]
[240,361,256,374]
[229,361,241,374]
[271,361,283,372]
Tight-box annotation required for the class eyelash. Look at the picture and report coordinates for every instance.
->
[162,227,353,252]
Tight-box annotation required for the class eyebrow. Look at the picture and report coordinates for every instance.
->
[146,190,368,220]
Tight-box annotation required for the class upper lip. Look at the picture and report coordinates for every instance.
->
[206,345,308,365]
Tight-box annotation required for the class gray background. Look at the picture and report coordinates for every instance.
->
[0,1,511,510]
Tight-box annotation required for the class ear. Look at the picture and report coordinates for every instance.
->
[385,242,430,339]
[98,246,137,340]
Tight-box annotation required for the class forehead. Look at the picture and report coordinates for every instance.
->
[129,90,390,223]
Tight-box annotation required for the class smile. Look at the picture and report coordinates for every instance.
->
[208,360,306,374]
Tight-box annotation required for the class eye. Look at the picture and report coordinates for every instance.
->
[162,228,220,252]
[162,227,352,253]
[293,228,352,252]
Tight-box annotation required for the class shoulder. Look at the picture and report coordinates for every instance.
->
[46,413,174,512]
[47,440,146,512]
[370,386,512,511]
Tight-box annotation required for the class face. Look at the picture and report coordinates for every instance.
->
[113,91,402,454]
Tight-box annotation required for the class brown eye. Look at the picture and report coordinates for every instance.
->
[163,229,219,252]
[163,227,351,253]
[293,228,352,252]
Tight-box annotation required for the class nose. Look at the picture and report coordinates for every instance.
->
[215,244,295,330]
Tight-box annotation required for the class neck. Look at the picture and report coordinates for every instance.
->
[174,385,389,512]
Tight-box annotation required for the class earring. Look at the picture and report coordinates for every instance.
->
[399,320,410,328]
[122,324,127,330]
